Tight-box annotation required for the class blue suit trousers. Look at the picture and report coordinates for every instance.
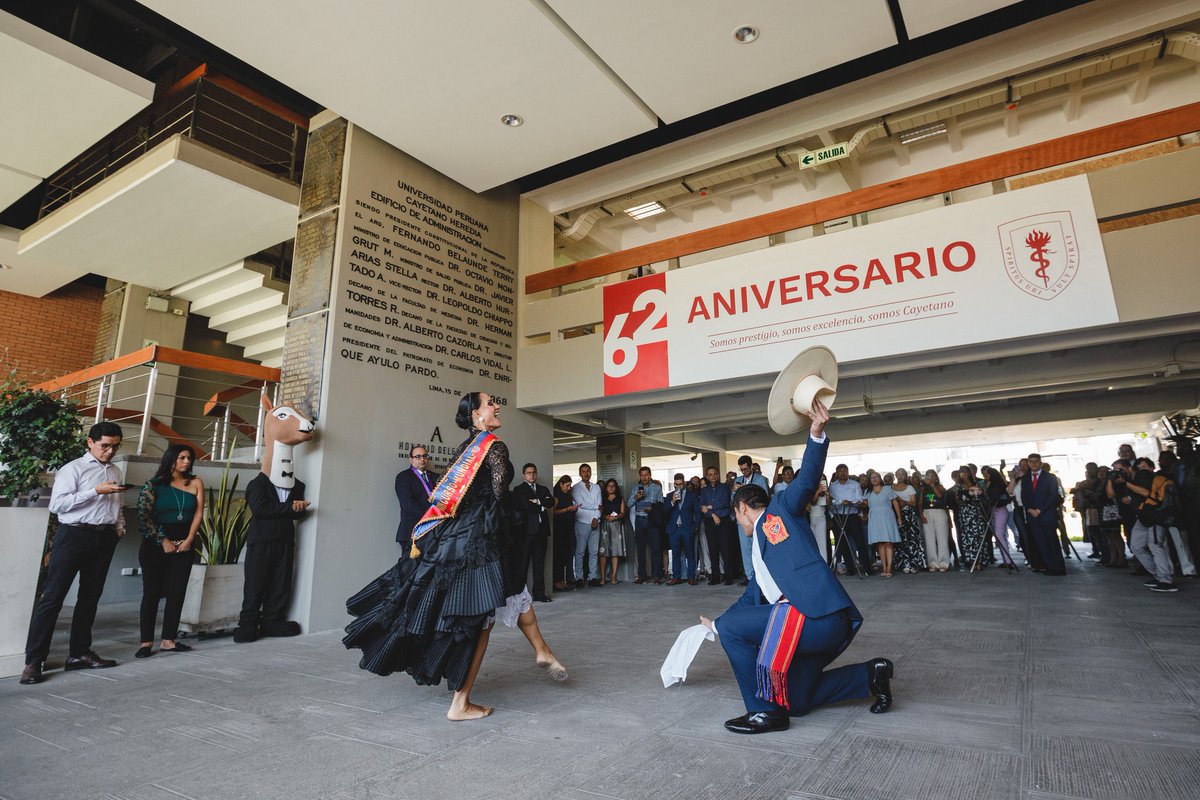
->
[718,604,869,715]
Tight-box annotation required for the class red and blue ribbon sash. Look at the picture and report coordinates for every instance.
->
[411,431,496,548]
[755,602,806,710]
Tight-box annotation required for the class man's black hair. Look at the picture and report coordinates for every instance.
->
[733,483,769,510]
[87,422,122,441]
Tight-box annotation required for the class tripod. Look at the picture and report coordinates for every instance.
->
[829,510,866,580]
[968,496,1018,575]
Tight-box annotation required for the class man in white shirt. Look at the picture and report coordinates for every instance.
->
[828,464,870,575]
[570,464,603,587]
[22,422,128,685]
[734,455,771,586]
[700,401,893,734]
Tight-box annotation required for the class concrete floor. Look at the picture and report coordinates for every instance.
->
[2,561,1198,800]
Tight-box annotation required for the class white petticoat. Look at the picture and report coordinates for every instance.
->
[490,586,533,628]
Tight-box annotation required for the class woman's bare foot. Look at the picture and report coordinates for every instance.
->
[536,655,569,682]
[447,701,493,721]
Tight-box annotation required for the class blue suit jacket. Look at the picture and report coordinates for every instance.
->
[663,488,700,534]
[724,437,862,659]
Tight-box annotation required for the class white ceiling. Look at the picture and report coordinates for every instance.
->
[0,9,153,211]
[0,225,85,297]
[135,0,1081,193]
[899,0,1020,38]
[15,136,299,293]
[544,0,898,124]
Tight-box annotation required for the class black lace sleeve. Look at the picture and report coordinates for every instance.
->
[486,439,514,500]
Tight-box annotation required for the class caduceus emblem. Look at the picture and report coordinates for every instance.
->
[1024,230,1054,287]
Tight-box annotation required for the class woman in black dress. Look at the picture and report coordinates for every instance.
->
[552,475,577,591]
[344,392,566,721]
[951,466,988,571]
[135,444,204,658]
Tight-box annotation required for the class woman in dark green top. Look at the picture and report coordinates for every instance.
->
[135,444,205,658]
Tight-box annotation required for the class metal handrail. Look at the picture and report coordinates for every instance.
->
[39,73,306,217]
[34,346,280,462]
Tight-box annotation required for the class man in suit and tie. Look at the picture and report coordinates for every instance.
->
[702,400,893,734]
[395,445,438,555]
[1019,452,1066,576]
[512,462,555,601]
[664,472,701,585]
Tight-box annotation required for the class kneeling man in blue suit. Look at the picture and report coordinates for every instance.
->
[702,400,894,734]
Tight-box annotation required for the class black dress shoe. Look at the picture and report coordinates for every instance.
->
[64,650,117,670]
[867,657,894,713]
[19,661,43,684]
[723,578,734,586]
[135,646,153,659]
[724,710,790,734]
[161,642,193,652]
[588,579,603,587]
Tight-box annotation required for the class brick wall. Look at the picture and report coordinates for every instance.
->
[0,280,104,384]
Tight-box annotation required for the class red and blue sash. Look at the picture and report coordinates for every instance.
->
[755,602,806,710]
[410,430,497,556]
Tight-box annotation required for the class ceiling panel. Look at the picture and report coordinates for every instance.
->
[547,0,899,124]
[137,0,658,192]
[17,136,299,292]
[0,10,153,190]
[0,225,86,298]
[899,0,1022,39]
[0,165,39,213]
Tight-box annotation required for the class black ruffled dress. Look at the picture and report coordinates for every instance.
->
[343,434,523,691]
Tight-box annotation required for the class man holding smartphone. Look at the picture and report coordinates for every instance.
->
[21,422,128,685]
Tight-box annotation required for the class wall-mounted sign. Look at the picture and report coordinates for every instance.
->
[798,142,850,169]
[601,176,1114,396]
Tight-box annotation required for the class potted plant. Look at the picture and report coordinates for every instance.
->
[179,463,251,634]
[0,370,84,677]
[0,369,84,503]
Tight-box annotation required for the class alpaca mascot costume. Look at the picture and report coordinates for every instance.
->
[233,396,315,643]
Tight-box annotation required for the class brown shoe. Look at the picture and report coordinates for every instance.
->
[633,577,645,585]
[19,661,43,685]
[688,579,698,585]
[666,578,683,585]
[64,650,117,670]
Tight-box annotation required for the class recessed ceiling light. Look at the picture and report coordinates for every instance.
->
[733,25,759,44]
[626,201,666,220]
[500,114,524,127]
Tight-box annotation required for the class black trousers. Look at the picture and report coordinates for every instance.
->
[25,524,120,663]
[239,537,294,626]
[138,538,194,641]
[831,514,870,574]
[1027,513,1066,573]
[633,515,662,579]
[702,515,736,581]
[552,518,574,583]
[524,533,548,598]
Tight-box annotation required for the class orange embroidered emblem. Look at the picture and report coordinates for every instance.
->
[763,514,789,545]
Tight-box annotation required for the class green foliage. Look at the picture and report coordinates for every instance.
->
[0,370,85,501]
[196,463,250,565]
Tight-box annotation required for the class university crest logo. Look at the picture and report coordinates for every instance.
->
[762,514,789,545]
[997,211,1080,300]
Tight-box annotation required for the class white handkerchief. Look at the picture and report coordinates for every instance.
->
[660,623,716,688]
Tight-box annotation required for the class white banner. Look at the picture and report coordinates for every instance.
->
[602,176,1115,395]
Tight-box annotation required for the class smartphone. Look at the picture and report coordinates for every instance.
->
[120,483,136,489]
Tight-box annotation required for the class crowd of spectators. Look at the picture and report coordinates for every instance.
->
[547,440,1199,594]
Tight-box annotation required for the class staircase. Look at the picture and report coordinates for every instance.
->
[171,260,288,367]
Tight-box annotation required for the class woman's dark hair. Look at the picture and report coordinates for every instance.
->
[604,479,621,498]
[982,466,1004,488]
[556,475,572,488]
[455,392,483,430]
[152,444,195,485]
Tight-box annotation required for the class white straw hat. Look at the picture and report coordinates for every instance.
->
[766,345,839,435]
